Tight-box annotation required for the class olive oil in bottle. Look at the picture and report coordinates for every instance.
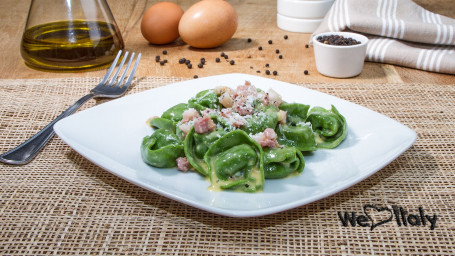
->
[20,20,124,72]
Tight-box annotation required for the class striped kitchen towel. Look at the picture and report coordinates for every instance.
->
[312,0,455,74]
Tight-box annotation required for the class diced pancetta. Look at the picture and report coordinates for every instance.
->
[251,128,280,148]
[236,81,257,98]
[221,108,233,118]
[182,108,200,123]
[178,122,192,138]
[194,116,217,134]
[233,96,254,116]
[221,108,246,128]
[176,157,190,172]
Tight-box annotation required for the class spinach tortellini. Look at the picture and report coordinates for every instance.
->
[205,130,264,192]
[141,129,184,168]
[148,117,176,132]
[275,124,317,151]
[161,103,188,122]
[241,105,279,134]
[263,146,304,179]
[188,90,221,111]
[141,82,347,193]
[306,105,347,149]
[184,126,227,176]
[279,103,310,125]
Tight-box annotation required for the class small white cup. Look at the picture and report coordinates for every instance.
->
[277,14,323,33]
[277,0,335,19]
[312,32,369,78]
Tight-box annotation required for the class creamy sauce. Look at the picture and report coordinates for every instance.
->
[208,154,263,192]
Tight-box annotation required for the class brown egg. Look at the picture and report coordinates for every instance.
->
[178,0,238,48]
[141,2,184,45]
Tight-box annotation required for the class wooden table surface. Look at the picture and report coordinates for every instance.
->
[1,0,454,84]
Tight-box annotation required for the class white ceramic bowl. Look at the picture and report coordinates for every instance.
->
[312,32,369,78]
[277,14,323,33]
[277,0,335,19]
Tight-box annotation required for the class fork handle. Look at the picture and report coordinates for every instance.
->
[0,93,95,165]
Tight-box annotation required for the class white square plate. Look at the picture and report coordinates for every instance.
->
[54,73,417,217]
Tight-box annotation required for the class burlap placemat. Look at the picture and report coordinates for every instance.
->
[1,77,454,255]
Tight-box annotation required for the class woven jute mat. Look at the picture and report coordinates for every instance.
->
[1,77,454,255]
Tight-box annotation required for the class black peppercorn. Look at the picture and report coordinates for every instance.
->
[160,60,165,66]
[198,63,203,68]
[305,44,309,48]
[273,70,278,75]
[268,40,273,44]
[275,49,280,54]
[200,58,205,64]
[220,52,225,57]
[304,70,309,75]
[194,75,198,79]
[179,58,185,64]
[316,35,361,45]
[224,55,229,59]
[216,57,220,62]
[258,46,262,50]
[187,63,192,69]
[284,35,288,39]
[229,60,235,65]
[162,50,167,55]
[279,55,283,59]
[265,63,269,67]
[247,38,252,42]
[185,59,191,65]
[265,70,270,75]
[155,55,160,62]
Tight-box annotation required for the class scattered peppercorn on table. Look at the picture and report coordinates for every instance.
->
[1,0,455,255]
[1,0,454,84]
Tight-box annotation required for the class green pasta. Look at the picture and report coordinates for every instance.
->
[275,124,317,152]
[188,89,221,111]
[141,81,347,192]
[184,126,227,176]
[205,130,264,192]
[279,103,310,125]
[307,105,347,149]
[161,103,189,122]
[241,105,279,134]
[263,146,304,179]
[141,129,184,168]
[148,117,176,132]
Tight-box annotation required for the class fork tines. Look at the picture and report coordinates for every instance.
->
[105,50,141,88]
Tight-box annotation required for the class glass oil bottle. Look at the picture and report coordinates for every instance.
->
[20,0,124,72]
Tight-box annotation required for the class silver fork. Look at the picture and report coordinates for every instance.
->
[0,50,141,165]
